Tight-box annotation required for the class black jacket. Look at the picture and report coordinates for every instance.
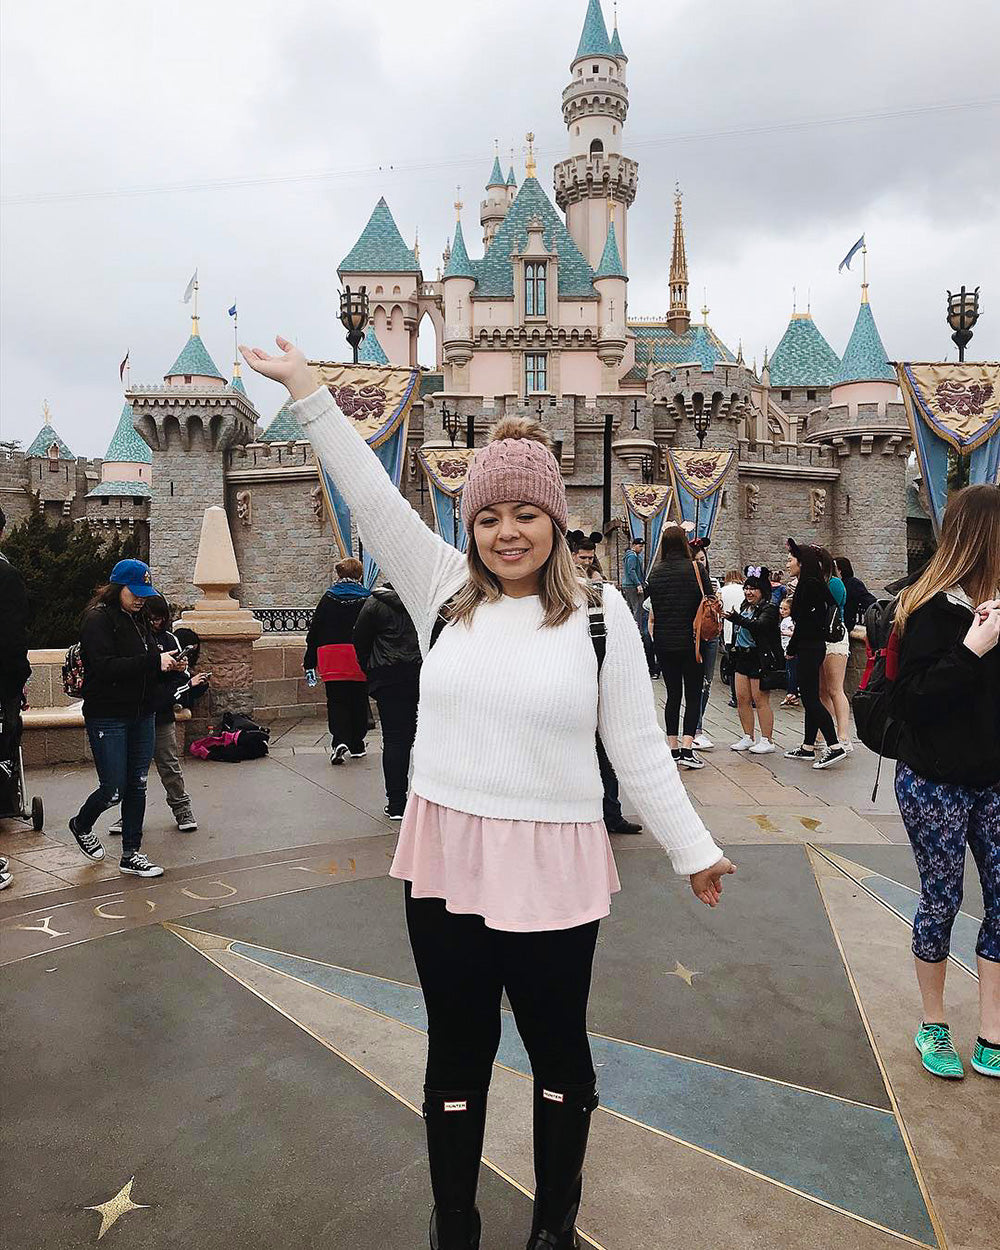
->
[893,591,1000,788]
[149,629,207,725]
[303,582,370,680]
[80,604,163,720]
[353,588,421,695]
[731,600,783,671]
[647,557,711,652]
[0,551,31,700]
[788,574,835,654]
[843,575,876,632]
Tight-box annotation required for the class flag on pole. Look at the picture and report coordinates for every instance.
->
[182,269,198,302]
[838,235,865,273]
[118,349,130,382]
[228,304,237,319]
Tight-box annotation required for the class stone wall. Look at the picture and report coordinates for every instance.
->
[832,440,910,588]
[252,634,326,723]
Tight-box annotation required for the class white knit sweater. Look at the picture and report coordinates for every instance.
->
[293,387,723,876]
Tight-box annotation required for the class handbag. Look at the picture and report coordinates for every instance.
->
[691,563,723,662]
[825,601,846,644]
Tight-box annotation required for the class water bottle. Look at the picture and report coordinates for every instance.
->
[306,669,318,688]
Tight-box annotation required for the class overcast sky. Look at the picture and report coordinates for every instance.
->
[2,0,998,457]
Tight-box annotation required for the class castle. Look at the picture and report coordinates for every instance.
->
[2,0,916,611]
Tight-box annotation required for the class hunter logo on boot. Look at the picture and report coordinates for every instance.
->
[443,1100,468,1112]
[542,1090,565,1102]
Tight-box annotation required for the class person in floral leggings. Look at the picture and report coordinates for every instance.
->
[892,485,1000,1080]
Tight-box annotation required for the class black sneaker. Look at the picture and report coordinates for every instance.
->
[607,819,643,835]
[0,856,8,873]
[784,746,815,760]
[383,804,404,822]
[0,869,11,892]
[813,745,848,770]
[349,746,367,759]
[677,749,705,770]
[330,744,349,765]
[119,852,164,878]
[69,817,106,862]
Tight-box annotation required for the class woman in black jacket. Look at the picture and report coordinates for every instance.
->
[646,525,711,770]
[891,484,1000,1081]
[304,557,371,764]
[353,583,421,820]
[69,560,184,878]
[783,539,846,769]
[724,567,782,754]
[834,556,876,632]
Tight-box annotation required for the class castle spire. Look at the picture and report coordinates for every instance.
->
[525,132,537,179]
[666,184,690,334]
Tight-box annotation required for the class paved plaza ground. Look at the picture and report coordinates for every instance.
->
[1,683,994,1249]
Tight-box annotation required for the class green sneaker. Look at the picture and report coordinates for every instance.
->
[915,1023,965,1079]
[971,1039,1000,1077]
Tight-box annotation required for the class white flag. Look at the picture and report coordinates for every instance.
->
[182,269,198,303]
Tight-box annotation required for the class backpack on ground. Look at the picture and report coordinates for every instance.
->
[62,643,85,698]
[190,714,269,762]
[220,710,269,737]
[851,596,902,799]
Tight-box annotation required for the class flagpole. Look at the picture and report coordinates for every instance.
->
[861,242,869,305]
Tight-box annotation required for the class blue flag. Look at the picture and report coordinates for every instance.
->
[228,304,237,318]
[838,235,865,273]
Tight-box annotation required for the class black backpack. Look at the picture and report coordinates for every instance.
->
[850,596,902,799]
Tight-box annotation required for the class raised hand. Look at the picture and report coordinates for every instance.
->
[689,856,736,907]
[239,336,319,401]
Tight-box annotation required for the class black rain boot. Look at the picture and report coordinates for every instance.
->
[423,1087,488,1250]
[526,1080,599,1250]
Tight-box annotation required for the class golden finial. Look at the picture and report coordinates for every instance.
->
[42,398,52,421]
[608,198,616,224]
[701,289,709,325]
[525,132,537,179]
[674,181,682,206]
[414,227,420,264]
[494,137,499,157]
[454,186,463,220]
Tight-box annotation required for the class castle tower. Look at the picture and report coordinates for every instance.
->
[338,197,422,368]
[129,320,257,605]
[665,187,690,334]
[594,214,627,388]
[554,0,638,272]
[480,151,509,248]
[440,197,476,390]
[101,401,152,485]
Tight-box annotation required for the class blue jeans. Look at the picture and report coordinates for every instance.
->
[77,715,156,855]
[697,638,719,734]
[785,654,799,695]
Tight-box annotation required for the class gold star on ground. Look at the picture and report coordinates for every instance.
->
[666,961,699,987]
[84,1177,149,1240]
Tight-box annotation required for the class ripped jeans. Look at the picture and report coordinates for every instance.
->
[77,715,156,855]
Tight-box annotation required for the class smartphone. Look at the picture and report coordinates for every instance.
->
[174,644,197,658]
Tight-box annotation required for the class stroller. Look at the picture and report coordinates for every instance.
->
[0,699,43,831]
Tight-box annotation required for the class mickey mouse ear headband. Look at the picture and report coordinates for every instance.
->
[567,529,604,549]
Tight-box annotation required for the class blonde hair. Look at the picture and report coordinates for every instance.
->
[896,484,1000,633]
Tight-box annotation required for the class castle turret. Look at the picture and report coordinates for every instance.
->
[101,401,152,484]
[441,199,476,387]
[164,317,227,388]
[665,187,690,334]
[480,150,509,248]
[554,0,638,271]
[830,296,898,416]
[594,215,627,385]
[338,196,422,367]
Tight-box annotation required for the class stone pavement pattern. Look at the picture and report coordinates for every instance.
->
[1,685,995,1249]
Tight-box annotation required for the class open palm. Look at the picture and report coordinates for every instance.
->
[239,335,314,394]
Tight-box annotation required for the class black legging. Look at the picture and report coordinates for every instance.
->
[795,644,838,747]
[404,881,598,1090]
[655,643,704,738]
[372,676,419,814]
[324,680,369,753]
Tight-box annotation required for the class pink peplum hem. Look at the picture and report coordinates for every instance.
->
[389,794,622,933]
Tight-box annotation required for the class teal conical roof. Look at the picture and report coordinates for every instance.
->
[26,422,73,459]
[443,219,476,280]
[262,402,305,443]
[768,314,841,388]
[357,326,389,365]
[339,197,420,273]
[506,166,517,187]
[230,371,248,396]
[104,402,151,464]
[165,329,225,380]
[594,221,626,279]
[610,24,626,60]
[475,177,595,298]
[834,301,896,385]
[487,156,505,188]
[575,0,612,61]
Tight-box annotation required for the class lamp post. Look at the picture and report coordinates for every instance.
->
[441,401,460,447]
[339,285,370,364]
[946,286,980,362]
[639,453,654,484]
[693,408,711,449]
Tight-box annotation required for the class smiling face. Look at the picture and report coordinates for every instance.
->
[786,552,800,579]
[473,501,554,596]
[744,584,762,605]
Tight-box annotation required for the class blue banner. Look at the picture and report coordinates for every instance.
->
[665,449,735,541]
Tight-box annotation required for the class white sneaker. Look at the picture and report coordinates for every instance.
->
[730,735,754,752]
[108,820,123,836]
[843,740,855,754]
[692,733,714,750]
[748,738,776,754]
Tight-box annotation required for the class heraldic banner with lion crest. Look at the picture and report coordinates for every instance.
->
[310,362,420,586]
[417,447,476,551]
[665,449,736,540]
[897,362,1000,531]
[621,483,674,577]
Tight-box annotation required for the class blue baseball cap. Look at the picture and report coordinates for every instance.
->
[109,558,158,597]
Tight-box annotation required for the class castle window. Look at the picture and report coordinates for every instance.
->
[781,390,791,401]
[393,285,401,295]
[807,389,817,401]
[525,263,547,317]
[612,124,617,134]
[525,353,548,393]
[592,64,599,73]
[133,498,143,508]
[589,139,604,157]
[184,374,192,383]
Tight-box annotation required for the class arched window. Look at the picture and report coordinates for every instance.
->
[392,285,401,295]
[525,263,547,317]
[589,139,604,157]
[375,285,384,295]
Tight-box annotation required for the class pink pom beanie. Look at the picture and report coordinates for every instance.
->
[461,420,568,532]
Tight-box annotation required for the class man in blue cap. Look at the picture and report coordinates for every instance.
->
[68,558,185,877]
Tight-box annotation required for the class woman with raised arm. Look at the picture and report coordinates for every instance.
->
[242,338,735,1250]
[891,484,1000,1081]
